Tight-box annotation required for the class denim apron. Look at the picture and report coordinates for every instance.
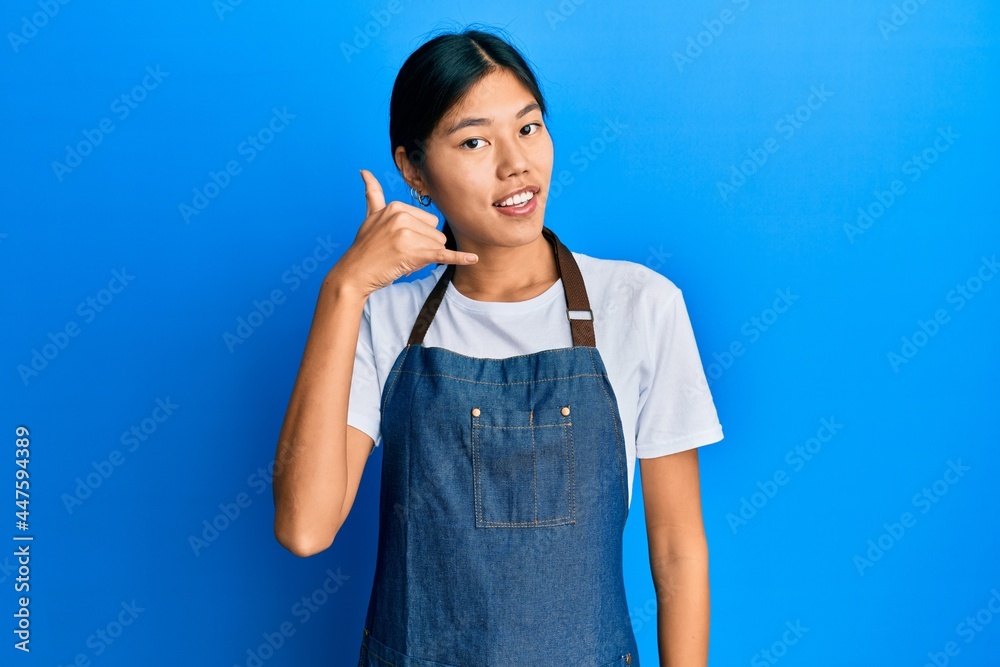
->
[358,227,638,666]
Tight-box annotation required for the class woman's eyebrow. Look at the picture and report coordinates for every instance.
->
[444,102,541,135]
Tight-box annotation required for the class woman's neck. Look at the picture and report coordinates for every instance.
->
[449,232,559,302]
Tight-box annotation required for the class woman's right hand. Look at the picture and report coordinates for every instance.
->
[329,170,479,297]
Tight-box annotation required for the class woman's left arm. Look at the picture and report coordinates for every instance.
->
[640,447,710,667]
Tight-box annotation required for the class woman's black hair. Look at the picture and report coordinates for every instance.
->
[389,27,548,256]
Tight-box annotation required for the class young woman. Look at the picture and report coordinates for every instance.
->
[272,27,723,667]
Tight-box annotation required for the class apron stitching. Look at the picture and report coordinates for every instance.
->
[361,634,404,667]
[367,651,400,667]
[381,345,412,415]
[472,413,482,525]
[530,409,538,525]
[588,348,628,514]
[566,409,577,523]
[392,370,603,385]
[479,518,573,527]
[476,424,569,429]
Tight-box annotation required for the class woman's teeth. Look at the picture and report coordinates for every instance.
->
[494,191,534,207]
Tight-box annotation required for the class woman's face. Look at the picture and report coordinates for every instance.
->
[401,68,554,252]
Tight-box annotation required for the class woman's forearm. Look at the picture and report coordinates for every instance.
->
[653,543,711,666]
[272,268,368,556]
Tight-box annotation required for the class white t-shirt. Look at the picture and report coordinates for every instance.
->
[347,251,724,508]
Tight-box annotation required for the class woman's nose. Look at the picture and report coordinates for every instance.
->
[495,137,529,177]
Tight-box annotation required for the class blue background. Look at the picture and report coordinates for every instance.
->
[2,1,998,665]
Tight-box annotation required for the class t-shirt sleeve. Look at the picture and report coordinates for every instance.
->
[347,297,383,449]
[634,278,724,458]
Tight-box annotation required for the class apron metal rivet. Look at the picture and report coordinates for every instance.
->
[471,407,481,417]
[561,406,570,416]
[625,653,631,664]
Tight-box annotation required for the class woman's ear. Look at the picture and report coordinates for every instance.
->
[393,145,428,195]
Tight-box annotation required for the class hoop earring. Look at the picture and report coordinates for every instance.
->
[409,186,432,207]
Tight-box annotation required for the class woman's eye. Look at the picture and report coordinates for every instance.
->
[461,124,541,149]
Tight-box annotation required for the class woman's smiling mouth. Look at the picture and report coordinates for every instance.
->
[492,188,538,216]
[493,190,535,207]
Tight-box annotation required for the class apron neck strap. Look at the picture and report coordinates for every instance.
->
[407,226,596,348]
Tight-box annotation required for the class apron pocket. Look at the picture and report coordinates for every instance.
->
[470,402,576,528]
